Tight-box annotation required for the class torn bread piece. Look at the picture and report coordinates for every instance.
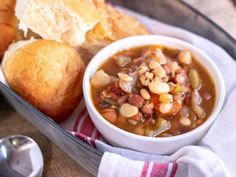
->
[0,0,18,58]
[0,0,16,12]
[80,4,149,62]
[15,0,104,47]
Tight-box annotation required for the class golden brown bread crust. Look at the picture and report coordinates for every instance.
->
[0,24,17,59]
[0,10,17,26]
[0,0,17,58]
[0,0,16,12]
[103,5,148,39]
[80,4,148,63]
[3,40,85,122]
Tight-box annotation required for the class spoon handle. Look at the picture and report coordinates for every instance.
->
[0,158,24,177]
[0,164,24,177]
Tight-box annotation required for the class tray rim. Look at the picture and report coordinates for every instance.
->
[180,0,236,45]
[0,82,103,157]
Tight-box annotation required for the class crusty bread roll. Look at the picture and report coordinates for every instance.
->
[15,0,104,47]
[79,4,148,63]
[0,0,18,58]
[2,39,85,122]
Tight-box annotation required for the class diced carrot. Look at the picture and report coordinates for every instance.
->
[150,93,160,108]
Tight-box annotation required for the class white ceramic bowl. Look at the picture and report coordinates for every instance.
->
[83,35,225,154]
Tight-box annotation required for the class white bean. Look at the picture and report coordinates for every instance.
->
[149,81,170,94]
[120,103,138,118]
[140,89,151,100]
[91,70,110,88]
[159,103,173,114]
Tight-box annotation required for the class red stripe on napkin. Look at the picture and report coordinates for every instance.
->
[169,163,178,177]
[73,132,88,143]
[140,162,149,177]
[90,138,96,148]
[72,132,96,148]
[73,107,87,131]
[150,163,168,177]
[80,115,96,136]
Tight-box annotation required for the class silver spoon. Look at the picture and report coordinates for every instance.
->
[0,135,44,177]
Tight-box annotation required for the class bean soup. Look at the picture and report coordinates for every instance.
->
[91,46,215,137]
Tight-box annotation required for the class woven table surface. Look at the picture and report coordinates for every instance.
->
[0,0,235,177]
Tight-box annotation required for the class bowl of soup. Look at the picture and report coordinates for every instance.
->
[83,35,225,154]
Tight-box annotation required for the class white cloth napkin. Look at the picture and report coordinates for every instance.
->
[97,6,236,177]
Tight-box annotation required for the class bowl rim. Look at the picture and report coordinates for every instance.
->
[83,34,225,142]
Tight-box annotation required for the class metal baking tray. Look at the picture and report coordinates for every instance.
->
[0,0,235,176]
